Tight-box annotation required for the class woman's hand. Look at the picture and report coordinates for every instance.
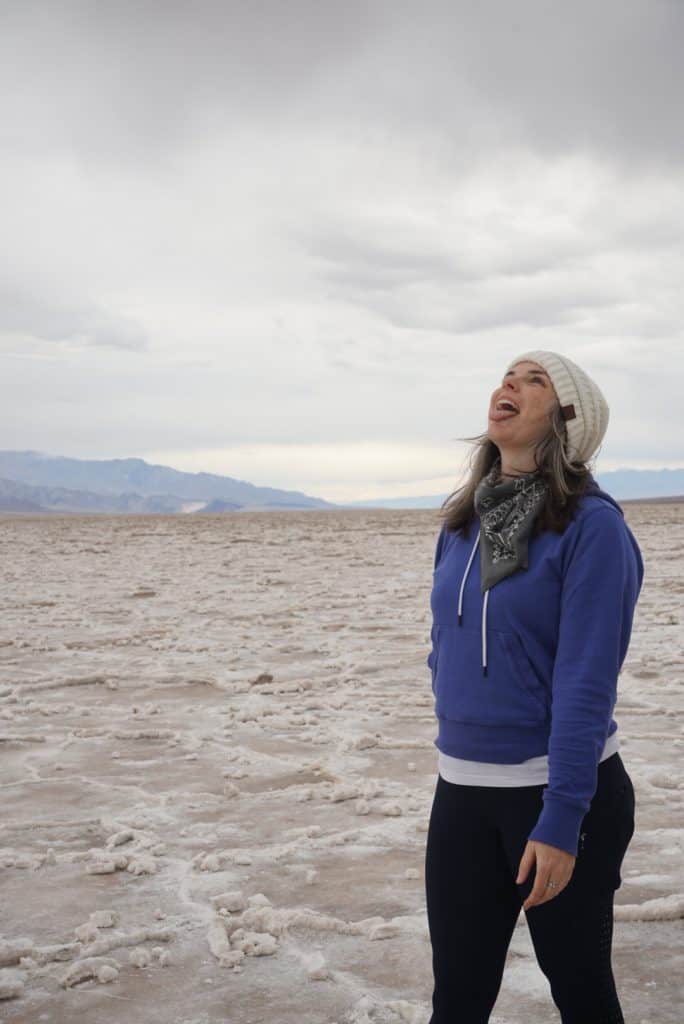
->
[516,839,576,910]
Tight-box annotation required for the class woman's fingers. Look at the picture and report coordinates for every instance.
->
[521,840,576,910]
[523,870,561,909]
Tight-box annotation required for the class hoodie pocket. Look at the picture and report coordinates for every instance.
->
[433,624,549,727]
[501,631,550,718]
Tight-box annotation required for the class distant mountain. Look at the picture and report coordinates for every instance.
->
[592,467,684,500]
[0,450,681,516]
[341,467,684,508]
[0,451,336,514]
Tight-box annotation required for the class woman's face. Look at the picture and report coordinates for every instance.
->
[488,360,558,449]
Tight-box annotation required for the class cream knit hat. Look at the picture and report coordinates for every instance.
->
[504,350,610,464]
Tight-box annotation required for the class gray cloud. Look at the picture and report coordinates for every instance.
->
[0,0,382,167]
[0,285,148,350]
[1,1,682,170]
[300,195,684,337]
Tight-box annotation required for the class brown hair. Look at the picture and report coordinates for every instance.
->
[438,399,599,541]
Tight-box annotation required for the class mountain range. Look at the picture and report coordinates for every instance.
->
[0,449,682,515]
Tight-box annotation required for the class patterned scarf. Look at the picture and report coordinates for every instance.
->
[473,457,548,592]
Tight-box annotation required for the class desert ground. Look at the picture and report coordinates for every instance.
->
[0,504,682,1024]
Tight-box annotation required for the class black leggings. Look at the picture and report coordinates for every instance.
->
[424,750,635,1024]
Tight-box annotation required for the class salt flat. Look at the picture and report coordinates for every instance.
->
[0,505,682,1024]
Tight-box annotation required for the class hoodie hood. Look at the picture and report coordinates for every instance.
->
[584,477,624,514]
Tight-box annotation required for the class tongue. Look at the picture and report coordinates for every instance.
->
[491,408,519,421]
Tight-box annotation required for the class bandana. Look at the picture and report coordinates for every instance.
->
[473,457,548,592]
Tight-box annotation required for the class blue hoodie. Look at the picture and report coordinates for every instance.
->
[427,481,644,857]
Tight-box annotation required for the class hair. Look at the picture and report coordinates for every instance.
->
[438,399,599,540]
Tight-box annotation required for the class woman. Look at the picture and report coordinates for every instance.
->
[424,350,644,1024]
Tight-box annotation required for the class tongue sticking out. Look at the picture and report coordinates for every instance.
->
[490,408,520,421]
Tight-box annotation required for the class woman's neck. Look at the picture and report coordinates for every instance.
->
[497,452,537,478]
[492,460,537,483]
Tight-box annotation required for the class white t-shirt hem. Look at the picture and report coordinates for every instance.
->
[437,728,620,786]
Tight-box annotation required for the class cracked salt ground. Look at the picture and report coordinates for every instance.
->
[0,507,683,1023]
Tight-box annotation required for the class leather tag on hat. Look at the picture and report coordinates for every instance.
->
[561,403,577,421]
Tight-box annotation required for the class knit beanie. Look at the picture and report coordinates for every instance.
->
[504,350,610,464]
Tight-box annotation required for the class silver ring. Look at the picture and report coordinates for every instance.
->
[546,879,559,889]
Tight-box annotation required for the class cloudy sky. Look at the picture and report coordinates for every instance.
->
[2,0,682,501]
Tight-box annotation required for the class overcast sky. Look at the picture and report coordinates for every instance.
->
[2,0,682,501]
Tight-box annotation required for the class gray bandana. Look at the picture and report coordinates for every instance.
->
[473,458,548,592]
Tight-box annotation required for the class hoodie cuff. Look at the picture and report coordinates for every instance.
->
[528,796,588,858]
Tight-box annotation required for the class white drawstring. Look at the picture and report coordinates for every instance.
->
[458,532,480,624]
[457,530,489,676]
[482,588,489,676]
